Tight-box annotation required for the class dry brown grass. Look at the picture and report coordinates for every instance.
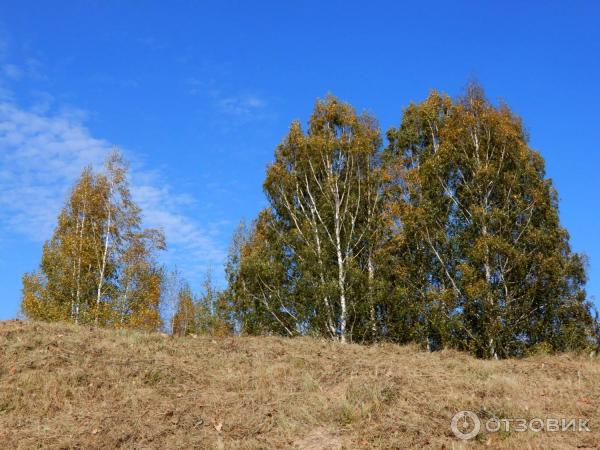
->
[0,320,598,449]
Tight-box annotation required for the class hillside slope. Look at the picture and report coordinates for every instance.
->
[0,320,598,449]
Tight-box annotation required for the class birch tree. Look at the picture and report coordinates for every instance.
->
[386,83,595,357]
[22,150,166,330]
[194,269,234,336]
[117,228,166,331]
[234,95,385,342]
[22,167,106,323]
[227,210,301,336]
[172,282,196,336]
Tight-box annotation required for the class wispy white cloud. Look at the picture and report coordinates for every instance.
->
[187,77,270,121]
[128,171,226,278]
[0,55,45,84]
[0,37,7,60]
[92,73,140,89]
[217,94,266,116]
[0,102,109,238]
[0,99,226,278]
[2,64,22,80]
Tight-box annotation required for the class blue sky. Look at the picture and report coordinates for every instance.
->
[0,1,599,319]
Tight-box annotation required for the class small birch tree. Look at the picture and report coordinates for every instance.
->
[22,150,166,330]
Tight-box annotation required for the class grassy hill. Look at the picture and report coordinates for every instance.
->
[0,320,598,449]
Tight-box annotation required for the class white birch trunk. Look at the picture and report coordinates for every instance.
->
[95,186,112,326]
[74,206,86,325]
[368,253,377,337]
[334,197,347,343]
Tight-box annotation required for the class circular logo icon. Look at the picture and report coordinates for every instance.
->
[451,410,481,440]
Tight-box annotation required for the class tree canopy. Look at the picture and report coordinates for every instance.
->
[22,85,599,358]
[22,150,166,332]
[225,85,597,357]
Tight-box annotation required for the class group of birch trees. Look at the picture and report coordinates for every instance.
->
[21,151,166,331]
[170,270,232,337]
[21,83,598,358]
[226,84,597,358]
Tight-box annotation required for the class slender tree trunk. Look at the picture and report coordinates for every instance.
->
[482,223,499,360]
[368,253,377,338]
[314,225,336,339]
[334,201,347,343]
[120,281,129,326]
[74,207,86,325]
[70,216,80,323]
[95,190,112,326]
